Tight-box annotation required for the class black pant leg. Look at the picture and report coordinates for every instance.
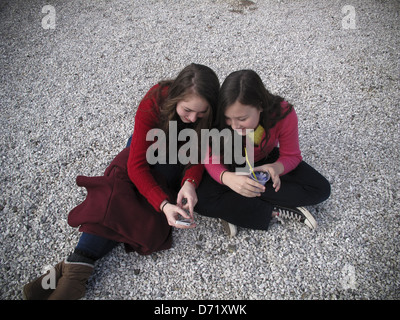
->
[260,161,331,207]
[196,172,273,230]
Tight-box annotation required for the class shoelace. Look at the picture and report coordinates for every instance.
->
[275,208,303,223]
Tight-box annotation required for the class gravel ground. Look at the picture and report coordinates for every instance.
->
[1,0,399,300]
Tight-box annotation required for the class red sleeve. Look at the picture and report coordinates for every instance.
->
[203,145,227,184]
[127,84,171,212]
[181,163,205,188]
[275,106,303,175]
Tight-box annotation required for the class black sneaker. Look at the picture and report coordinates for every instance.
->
[273,206,317,229]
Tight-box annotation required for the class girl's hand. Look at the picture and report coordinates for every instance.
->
[253,161,284,192]
[160,201,196,229]
[176,180,197,217]
[222,171,265,197]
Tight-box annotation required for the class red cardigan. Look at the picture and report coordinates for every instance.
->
[127,84,204,211]
[68,147,174,255]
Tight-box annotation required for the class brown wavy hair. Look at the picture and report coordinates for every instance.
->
[215,69,293,168]
[149,63,220,165]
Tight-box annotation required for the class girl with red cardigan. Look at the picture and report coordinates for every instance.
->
[23,64,220,300]
[195,70,331,237]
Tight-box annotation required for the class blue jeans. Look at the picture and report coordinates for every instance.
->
[75,232,118,261]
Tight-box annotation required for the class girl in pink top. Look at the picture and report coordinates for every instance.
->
[195,70,330,237]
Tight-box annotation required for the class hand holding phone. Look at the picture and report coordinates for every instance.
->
[176,208,195,227]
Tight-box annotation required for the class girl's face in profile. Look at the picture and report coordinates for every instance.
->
[224,101,262,135]
[176,94,209,124]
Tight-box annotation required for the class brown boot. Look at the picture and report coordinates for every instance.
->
[47,261,94,300]
[22,262,63,300]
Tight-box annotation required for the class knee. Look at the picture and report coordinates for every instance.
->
[318,176,331,203]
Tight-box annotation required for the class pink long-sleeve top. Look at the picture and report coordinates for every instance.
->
[205,102,302,184]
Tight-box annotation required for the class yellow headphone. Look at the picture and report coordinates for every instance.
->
[247,125,265,145]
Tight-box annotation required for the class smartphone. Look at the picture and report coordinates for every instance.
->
[176,218,194,226]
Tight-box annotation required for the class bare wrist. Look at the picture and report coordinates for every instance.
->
[272,161,285,175]
[160,200,169,213]
[221,171,233,185]
[220,170,228,185]
[184,178,197,188]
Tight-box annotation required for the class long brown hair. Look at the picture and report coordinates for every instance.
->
[159,63,219,135]
[149,63,220,166]
[216,69,293,168]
